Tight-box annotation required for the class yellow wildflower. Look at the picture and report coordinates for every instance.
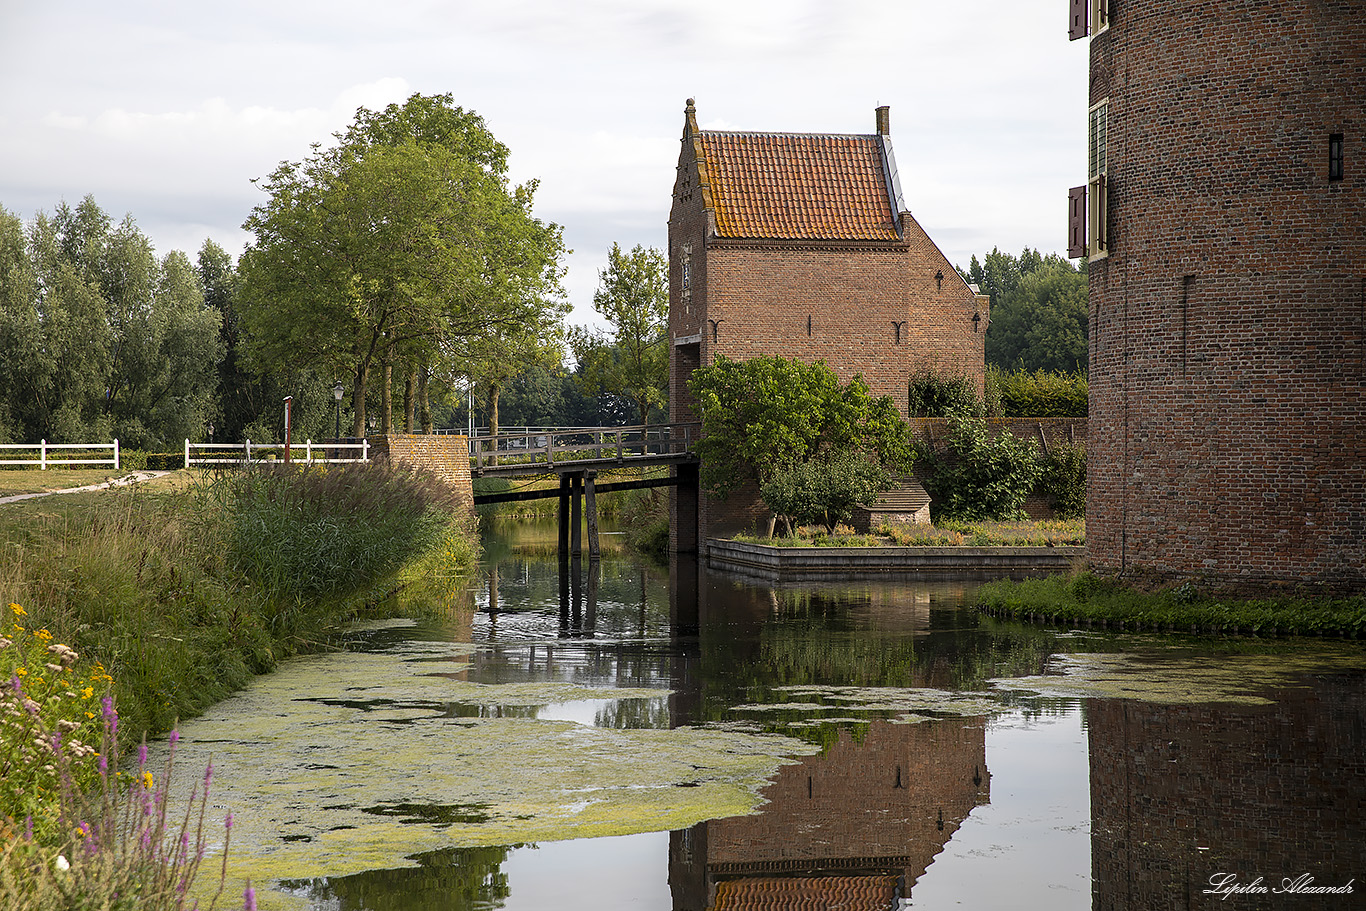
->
[15,667,25,677]
[142,771,153,790]
[82,687,93,700]
[35,628,52,642]
[9,603,25,617]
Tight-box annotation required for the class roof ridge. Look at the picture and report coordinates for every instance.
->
[700,129,880,140]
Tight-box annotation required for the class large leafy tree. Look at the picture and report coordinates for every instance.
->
[960,247,1087,373]
[239,94,566,438]
[688,355,911,500]
[570,243,668,424]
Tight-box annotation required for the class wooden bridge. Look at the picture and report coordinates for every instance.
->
[468,424,702,557]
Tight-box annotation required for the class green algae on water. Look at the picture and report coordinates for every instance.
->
[990,649,1366,705]
[158,646,820,899]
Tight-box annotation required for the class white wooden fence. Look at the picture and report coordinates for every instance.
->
[184,439,370,467]
[0,440,120,470]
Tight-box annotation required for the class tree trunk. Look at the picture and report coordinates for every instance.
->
[403,369,415,433]
[351,361,367,439]
[418,369,433,433]
[381,358,394,435]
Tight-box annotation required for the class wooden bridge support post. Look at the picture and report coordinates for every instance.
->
[584,470,600,560]
[570,472,583,557]
[558,474,572,558]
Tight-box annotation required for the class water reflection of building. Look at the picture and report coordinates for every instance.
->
[1088,675,1366,910]
[670,718,990,910]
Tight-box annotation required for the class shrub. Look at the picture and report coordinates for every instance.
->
[989,367,1088,418]
[915,406,1042,522]
[908,369,981,418]
[1038,443,1087,519]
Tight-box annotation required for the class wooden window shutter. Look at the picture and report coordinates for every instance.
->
[1095,173,1107,251]
[1068,185,1088,258]
[1069,0,1088,40]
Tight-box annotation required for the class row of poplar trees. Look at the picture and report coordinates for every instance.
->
[0,93,574,449]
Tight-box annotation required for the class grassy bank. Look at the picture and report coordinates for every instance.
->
[1,465,478,854]
[975,573,1366,638]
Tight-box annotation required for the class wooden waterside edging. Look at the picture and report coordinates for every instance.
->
[706,538,1085,580]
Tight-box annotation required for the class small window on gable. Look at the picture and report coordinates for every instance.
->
[1329,134,1344,182]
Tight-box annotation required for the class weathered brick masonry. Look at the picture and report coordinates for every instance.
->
[367,434,474,510]
[669,100,988,541]
[1079,1,1365,587]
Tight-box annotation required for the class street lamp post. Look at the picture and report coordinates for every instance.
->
[332,381,345,441]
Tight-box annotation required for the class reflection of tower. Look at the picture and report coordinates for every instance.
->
[670,718,990,910]
[1088,676,1366,910]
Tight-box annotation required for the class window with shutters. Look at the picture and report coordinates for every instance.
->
[1069,0,1109,40]
[1087,99,1109,260]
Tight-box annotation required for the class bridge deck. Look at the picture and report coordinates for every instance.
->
[468,423,700,478]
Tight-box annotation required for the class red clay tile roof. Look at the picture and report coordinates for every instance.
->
[697,131,900,242]
[712,874,900,911]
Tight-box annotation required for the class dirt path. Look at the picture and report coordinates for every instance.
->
[0,471,172,505]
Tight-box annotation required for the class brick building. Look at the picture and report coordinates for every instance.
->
[1069,0,1366,587]
[668,99,988,539]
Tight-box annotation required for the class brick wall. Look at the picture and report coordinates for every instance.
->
[366,434,474,511]
[1086,0,1366,587]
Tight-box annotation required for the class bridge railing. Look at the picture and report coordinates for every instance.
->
[469,423,700,471]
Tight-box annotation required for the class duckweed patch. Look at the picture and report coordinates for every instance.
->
[158,645,820,896]
[990,649,1366,705]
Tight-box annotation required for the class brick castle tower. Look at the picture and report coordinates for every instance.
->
[1069,0,1366,587]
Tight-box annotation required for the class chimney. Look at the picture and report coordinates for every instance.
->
[876,105,890,135]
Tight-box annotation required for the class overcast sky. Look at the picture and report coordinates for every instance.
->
[0,0,1087,329]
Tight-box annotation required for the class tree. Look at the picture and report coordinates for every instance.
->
[688,355,911,501]
[760,450,892,534]
[0,197,221,447]
[570,243,668,424]
[239,94,566,438]
[959,247,1087,373]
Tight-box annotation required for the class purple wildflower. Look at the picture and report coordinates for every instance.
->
[203,760,214,787]
[169,728,180,747]
[243,883,257,911]
[138,742,148,767]
[98,754,108,777]
[102,696,118,738]
[224,810,233,830]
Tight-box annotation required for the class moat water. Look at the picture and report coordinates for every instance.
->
[170,519,1366,910]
